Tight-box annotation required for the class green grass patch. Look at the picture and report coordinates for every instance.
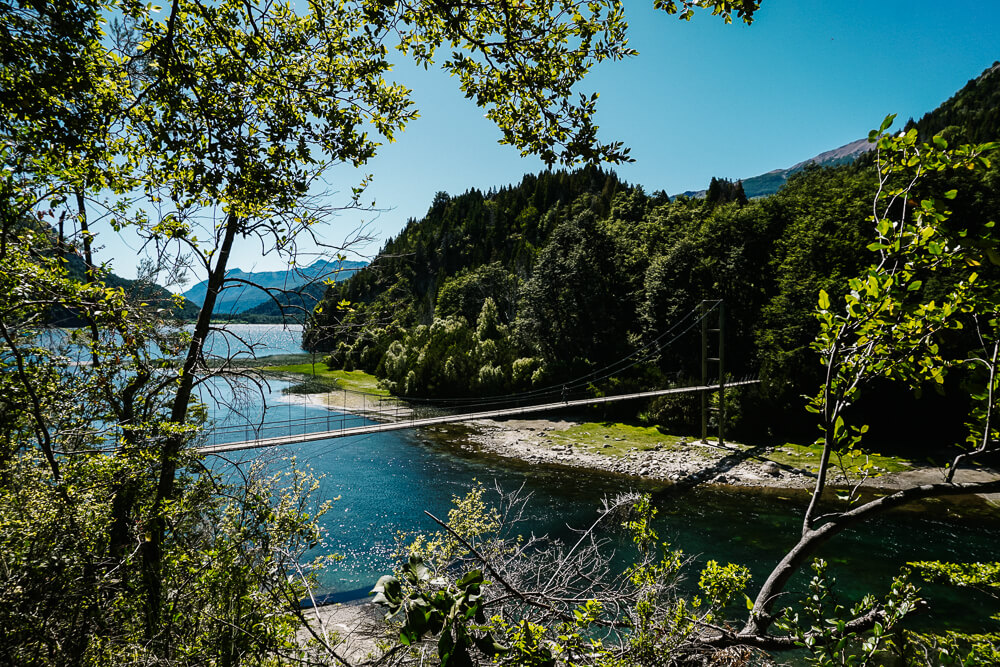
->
[261,364,389,396]
[763,442,913,474]
[549,422,915,475]
[282,378,340,395]
[548,422,690,457]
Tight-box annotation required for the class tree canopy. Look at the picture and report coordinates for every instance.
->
[0,0,767,663]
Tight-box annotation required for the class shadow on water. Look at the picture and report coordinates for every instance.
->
[415,421,1000,636]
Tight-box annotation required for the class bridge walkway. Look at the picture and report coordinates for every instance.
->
[198,379,759,454]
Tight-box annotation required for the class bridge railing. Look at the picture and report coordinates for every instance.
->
[202,376,760,451]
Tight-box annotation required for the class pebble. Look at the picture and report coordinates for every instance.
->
[761,461,781,477]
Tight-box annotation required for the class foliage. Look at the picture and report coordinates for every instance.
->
[906,61,1000,146]
[908,561,1000,594]
[5,0,704,662]
[306,167,626,368]
[705,177,748,206]
[900,561,1000,665]
[372,486,760,667]
[355,83,1000,667]
[308,63,1000,447]
[727,114,1000,665]
[773,560,920,667]
[373,558,488,667]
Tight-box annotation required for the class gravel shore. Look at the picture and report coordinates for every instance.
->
[455,416,1000,501]
[282,390,1000,500]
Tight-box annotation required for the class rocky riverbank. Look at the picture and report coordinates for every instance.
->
[282,388,999,500]
[456,416,1000,499]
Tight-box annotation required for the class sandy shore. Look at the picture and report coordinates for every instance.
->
[296,602,386,663]
[276,386,413,418]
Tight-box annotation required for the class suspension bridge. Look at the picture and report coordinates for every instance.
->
[197,378,759,455]
[198,300,758,455]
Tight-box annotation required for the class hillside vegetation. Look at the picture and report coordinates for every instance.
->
[307,64,1000,449]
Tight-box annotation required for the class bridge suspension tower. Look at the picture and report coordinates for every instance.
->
[700,299,725,445]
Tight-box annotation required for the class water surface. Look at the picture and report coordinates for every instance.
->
[202,374,1000,634]
[190,325,1000,634]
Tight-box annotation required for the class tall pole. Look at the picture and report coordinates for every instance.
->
[717,301,726,446]
[700,300,725,445]
[700,301,709,442]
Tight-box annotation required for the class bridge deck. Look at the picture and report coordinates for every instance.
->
[198,380,758,454]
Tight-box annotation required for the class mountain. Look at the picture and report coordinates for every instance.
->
[743,138,874,198]
[679,62,1000,201]
[181,258,366,316]
[677,137,873,200]
[38,227,200,325]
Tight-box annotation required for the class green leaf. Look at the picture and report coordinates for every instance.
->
[818,289,830,310]
[456,569,484,589]
[371,575,403,608]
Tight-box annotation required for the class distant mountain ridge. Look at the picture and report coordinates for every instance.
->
[677,137,873,200]
[678,61,1000,201]
[181,258,365,315]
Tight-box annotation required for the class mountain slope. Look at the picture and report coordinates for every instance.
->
[40,228,200,324]
[907,61,1000,144]
[678,137,873,200]
[182,258,365,315]
[681,62,1000,201]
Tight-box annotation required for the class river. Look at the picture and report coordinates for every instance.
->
[201,325,999,635]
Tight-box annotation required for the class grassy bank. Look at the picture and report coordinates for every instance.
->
[546,420,917,475]
[261,363,390,396]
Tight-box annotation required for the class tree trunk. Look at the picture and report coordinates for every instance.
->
[142,212,241,643]
[741,478,1000,639]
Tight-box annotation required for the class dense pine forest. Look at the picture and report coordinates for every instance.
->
[307,62,1000,450]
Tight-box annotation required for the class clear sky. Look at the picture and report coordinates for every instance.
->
[99,0,1000,282]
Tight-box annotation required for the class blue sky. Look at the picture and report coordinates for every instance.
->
[101,0,1000,281]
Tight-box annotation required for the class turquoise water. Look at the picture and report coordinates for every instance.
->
[202,375,1000,635]
[38,323,305,363]
[193,326,1000,634]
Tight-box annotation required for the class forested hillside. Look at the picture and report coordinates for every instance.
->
[306,162,876,439]
[907,61,1000,144]
[22,220,201,325]
[307,63,1000,446]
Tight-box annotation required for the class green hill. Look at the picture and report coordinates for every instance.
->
[306,63,1000,446]
[907,61,1000,144]
[39,230,200,326]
